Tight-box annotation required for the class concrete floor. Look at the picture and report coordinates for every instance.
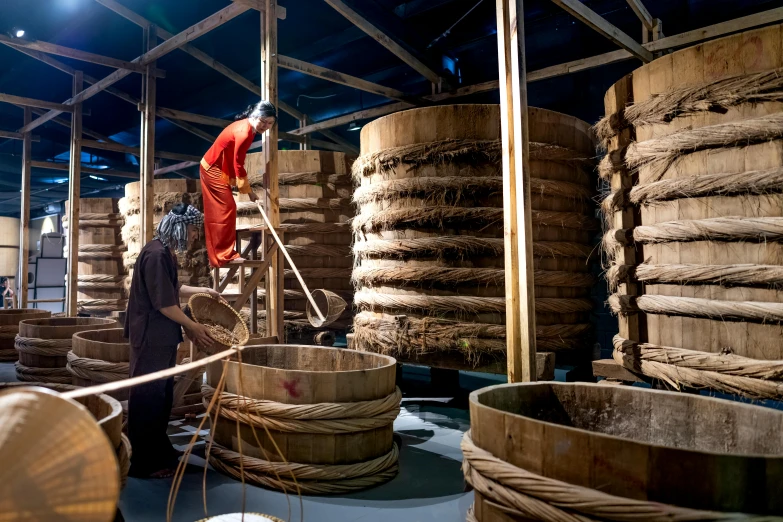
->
[1,362,497,522]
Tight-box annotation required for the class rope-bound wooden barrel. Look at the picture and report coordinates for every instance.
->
[203,344,400,494]
[464,382,783,520]
[15,317,117,384]
[599,24,783,399]
[233,150,355,341]
[0,309,49,362]
[69,328,130,400]
[62,198,127,315]
[119,179,209,290]
[352,104,597,372]
[0,382,130,489]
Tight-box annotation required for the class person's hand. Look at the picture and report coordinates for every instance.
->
[187,322,216,350]
[204,287,228,304]
[248,191,259,203]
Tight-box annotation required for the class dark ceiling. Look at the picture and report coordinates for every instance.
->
[0,0,780,217]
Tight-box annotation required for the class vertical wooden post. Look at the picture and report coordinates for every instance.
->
[66,71,84,317]
[19,108,32,309]
[263,0,284,338]
[140,25,157,244]
[300,116,310,150]
[496,0,536,382]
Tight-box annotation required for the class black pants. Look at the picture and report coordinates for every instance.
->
[128,341,179,476]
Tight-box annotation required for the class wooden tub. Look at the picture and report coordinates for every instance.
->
[465,382,783,520]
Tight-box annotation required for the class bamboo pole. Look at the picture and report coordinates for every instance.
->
[496,0,536,382]
[19,108,32,308]
[66,71,83,317]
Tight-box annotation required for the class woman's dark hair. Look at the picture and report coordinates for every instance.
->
[236,100,277,121]
[170,202,187,215]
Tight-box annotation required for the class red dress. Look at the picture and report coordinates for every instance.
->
[199,119,255,268]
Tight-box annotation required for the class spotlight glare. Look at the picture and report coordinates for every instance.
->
[15,30,24,38]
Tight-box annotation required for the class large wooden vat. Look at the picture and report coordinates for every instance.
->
[63,198,126,315]
[600,24,783,398]
[0,216,20,281]
[119,179,209,290]
[0,308,49,362]
[205,344,400,493]
[69,328,130,400]
[235,150,355,342]
[0,382,130,488]
[464,382,783,519]
[352,104,597,372]
[15,317,117,384]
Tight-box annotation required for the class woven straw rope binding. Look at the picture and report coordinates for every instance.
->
[461,431,764,521]
[203,384,402,494]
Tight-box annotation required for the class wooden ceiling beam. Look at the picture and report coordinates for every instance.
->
[0,93,74,112]
[81,139,201,163]
[0,129,40,142]
[156,107,232,128]
[30,160,139,179]
[549,0,653,62]
[625,0,653,30]
[323,0,442,84]
[278,54,409,101]
[0,34,165,76]
[19,2,250,134]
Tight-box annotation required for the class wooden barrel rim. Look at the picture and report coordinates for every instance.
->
[19,317,118,339]
[470,381,783,514]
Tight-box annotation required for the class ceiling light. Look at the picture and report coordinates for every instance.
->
[89,175,107,181]
[15,29,24,38]
[347,122,361,132]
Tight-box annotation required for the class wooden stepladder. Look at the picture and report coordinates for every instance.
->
[212,226,282,335]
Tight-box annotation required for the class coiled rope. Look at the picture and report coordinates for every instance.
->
[15,335,72,357]
[202,384,401,434]
[461,431,767,521]
[14,361,71,384]
[66,351,129,384]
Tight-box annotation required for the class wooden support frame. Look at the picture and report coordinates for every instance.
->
[0,129,39,141]
[549,0,653,62]
[81,139,200,163]
[66,71,83,317]
[277,54,409,101]
[140,26,157,244]
[18,108,32,309]
[0,93,74,112]
[497,0,536,382]
[29,160,138,179]
[19,2,250,134]
[625,0,653,30]
[0,34,165,76]
[323,0,442,84]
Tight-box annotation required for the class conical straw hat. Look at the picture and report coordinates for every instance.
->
[0,386,119,522]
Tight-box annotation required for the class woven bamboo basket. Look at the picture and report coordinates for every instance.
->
[188,293,249,348]
[204,344,400,494]
[352,104,597,374]
[62,198,127,315]
[0,309,49,362]
[0,382,130,490]
[599,23,783,399]
[119,179,209,291]
[15,317,117,384]
[69,328,130,400]
[231,150,355,341]
[197,515,285,522]
[464,382,783,520]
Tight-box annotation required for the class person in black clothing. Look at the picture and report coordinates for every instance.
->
[124,203,218,478]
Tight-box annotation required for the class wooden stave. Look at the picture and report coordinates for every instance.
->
[468,382,783,515]
[354,105,597,366]
[206,343,397,465]
[603,24,783,360]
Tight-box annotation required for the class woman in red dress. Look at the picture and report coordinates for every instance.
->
[199,101,277,268]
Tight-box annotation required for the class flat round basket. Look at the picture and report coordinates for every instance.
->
[197,514,285,522]
[306,289,347,328]
[187,293,250,347]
